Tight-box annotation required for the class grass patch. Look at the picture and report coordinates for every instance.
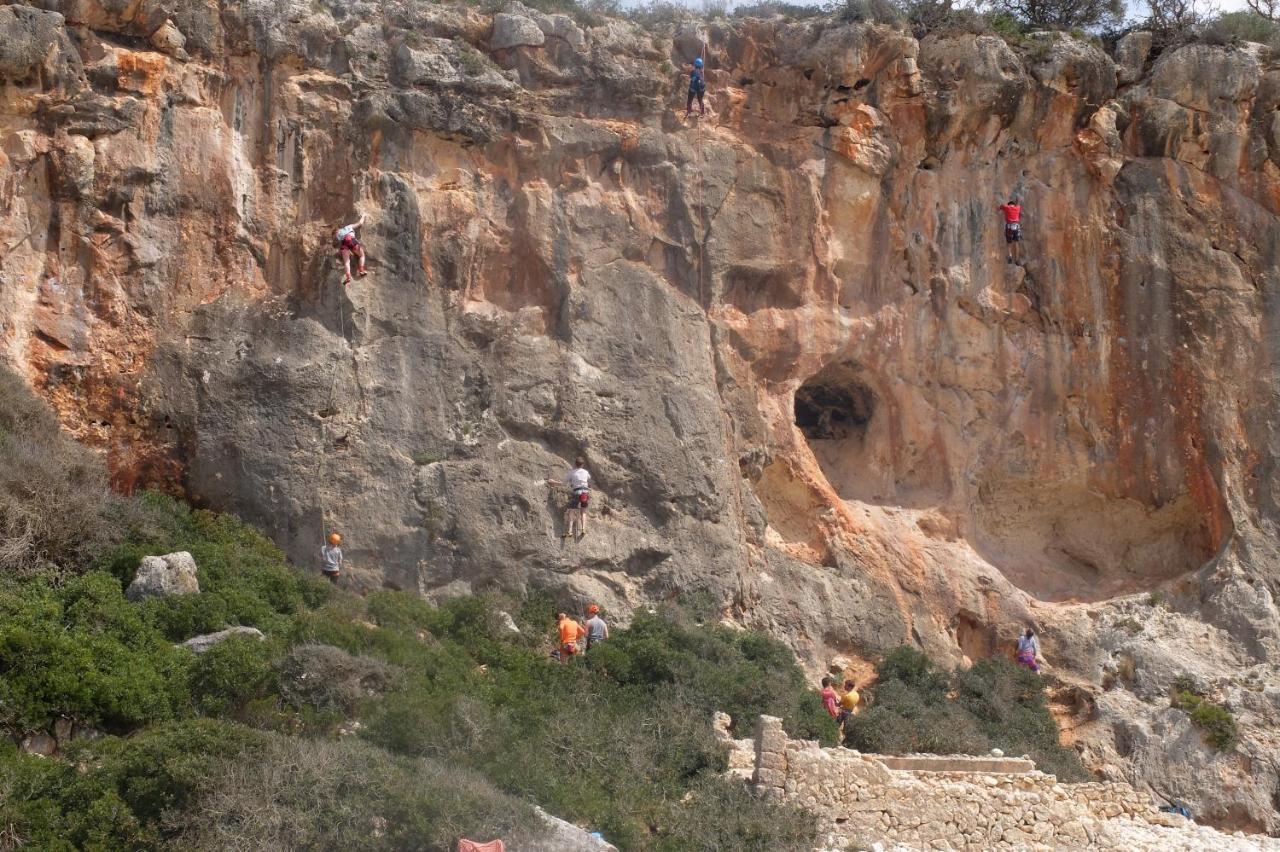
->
[1171,678,1238,750]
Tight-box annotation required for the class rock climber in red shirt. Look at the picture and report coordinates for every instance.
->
[998,197,1023,265]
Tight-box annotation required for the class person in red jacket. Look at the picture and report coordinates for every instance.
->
[998,197,1023,265]
[820,677,840,719]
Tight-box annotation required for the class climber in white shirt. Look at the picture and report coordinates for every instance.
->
[547,456,592,540]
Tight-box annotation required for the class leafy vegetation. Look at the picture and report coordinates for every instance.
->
[844,647,1088,781]
[1171,679,1238,750]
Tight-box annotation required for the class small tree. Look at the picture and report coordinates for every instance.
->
[1144,0,1210,45]
[1246,0,1278,20]
[993,0,1123,30]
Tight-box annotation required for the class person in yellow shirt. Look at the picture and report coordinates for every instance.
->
[836,679,860,730]
[555,612,586,663]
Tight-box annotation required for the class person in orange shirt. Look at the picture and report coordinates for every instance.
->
[556,612,586,663]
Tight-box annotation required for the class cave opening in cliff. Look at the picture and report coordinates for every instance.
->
[795,372,874,441]
[794,362,950,508]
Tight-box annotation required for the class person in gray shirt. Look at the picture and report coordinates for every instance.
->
[321,532,343,584]
[585,604,609,649]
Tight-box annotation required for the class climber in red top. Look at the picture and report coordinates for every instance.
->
[334,212,368,285]
[998,197,1022,265]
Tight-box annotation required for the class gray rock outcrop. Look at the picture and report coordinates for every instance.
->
[126,552,200,601]
[180,626,265,653]
[527,807,618,851]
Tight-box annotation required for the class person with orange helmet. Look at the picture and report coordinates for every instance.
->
[321,531,343,584]
[555,612,586,662]
[585,604,609,650]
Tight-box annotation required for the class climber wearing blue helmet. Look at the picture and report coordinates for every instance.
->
[685,56,707,119]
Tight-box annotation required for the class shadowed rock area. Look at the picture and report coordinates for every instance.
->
[2,0,1280,835]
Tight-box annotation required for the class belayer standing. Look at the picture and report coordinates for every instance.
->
[321,532,343,585]
[686,57,707,119]
[585,604,609,649]
[556,611,586,663]
[998,197,1022,264]
[335,212,368,284]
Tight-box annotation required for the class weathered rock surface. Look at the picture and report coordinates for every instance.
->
[528,807,617,852]
[2,1,1280,834]
[179,625,265,653]
[126,552,199,601]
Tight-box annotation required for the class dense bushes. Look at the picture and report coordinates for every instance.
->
[0,572,191,731]
[351,599,824,850]
[0,719,264,850]
[844,647,1087,781]
[171,735,548,851]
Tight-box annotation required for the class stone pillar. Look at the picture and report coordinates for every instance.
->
[751,715,788,799]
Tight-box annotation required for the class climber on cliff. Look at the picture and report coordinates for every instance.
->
[685,57,707,119]
[820,677,840,720]
[585,604,609,650]
[998,197,1023,265]
[556,611,586,662]
[320,532,343,584]
[547,456,591,540]
[1015,627,1042,673]
[334,212,368,284]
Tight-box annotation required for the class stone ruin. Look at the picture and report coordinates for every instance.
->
[717,715,1280,851]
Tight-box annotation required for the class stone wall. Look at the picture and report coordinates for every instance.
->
[743,716,1280,851]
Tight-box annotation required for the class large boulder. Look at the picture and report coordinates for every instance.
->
[1116,31,1153,85]
[491,13,545,50]
[180,626,265,653]
[126,551,200,601]
[0,6,64,80]
[526,807,618,851]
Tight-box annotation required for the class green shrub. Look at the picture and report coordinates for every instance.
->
[956,658,1086,781]
[836,0,905,24]
[732,1,826,19]
[0,719,264,850]
[1202,10,1280,45]
[1170,679,1237,750]
[844,648,1087,781]
[0,573,190,731]
[1189,701,1238,749]
[188,635,280,716]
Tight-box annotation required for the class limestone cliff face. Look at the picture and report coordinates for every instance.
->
[3,0,1280,833]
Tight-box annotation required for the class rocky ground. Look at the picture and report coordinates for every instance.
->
[2,0,1279,834]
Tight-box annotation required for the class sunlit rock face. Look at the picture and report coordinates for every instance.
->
[2,1,1279,832]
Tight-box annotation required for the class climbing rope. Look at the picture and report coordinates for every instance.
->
[314,275,348,543]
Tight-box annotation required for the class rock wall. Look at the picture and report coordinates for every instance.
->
[746,716,1279,851]
[2,0,1280,831]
